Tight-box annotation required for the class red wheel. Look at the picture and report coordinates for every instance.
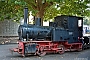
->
[58,45,65,54]
[36,46,46,57]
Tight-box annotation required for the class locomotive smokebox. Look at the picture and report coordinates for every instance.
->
[24,7,28,25]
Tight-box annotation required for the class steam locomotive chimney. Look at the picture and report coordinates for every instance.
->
[24,7,28,25]
[35,17,41,26]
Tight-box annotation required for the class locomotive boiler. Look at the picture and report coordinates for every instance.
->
[18,24,52,41]
[18,7,52,41]
[10,7,84,57]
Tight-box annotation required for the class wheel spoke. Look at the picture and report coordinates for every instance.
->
[58,45,65,54]
[37,46,46,56]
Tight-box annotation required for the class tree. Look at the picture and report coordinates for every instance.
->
[24,0,54,25]
[24,0,90,25]
[83,17,90,25]
[44,0,90,20]
[0,0,25,22]
[0,0,90,24]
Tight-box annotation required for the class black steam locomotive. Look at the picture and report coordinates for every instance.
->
[18,8,83,43]
[10,7,89,57]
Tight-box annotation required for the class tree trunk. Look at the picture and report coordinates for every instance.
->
[36,10,44,26]
[35,0,45,26]
[31,0,52,26]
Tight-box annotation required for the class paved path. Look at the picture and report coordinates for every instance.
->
[0,44,90,60]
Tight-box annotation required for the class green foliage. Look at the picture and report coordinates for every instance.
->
[44,0,90,20]
[0,0,26,21]
[83,17,90,25]
[0,0,90,23]
[44,4,58,20]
